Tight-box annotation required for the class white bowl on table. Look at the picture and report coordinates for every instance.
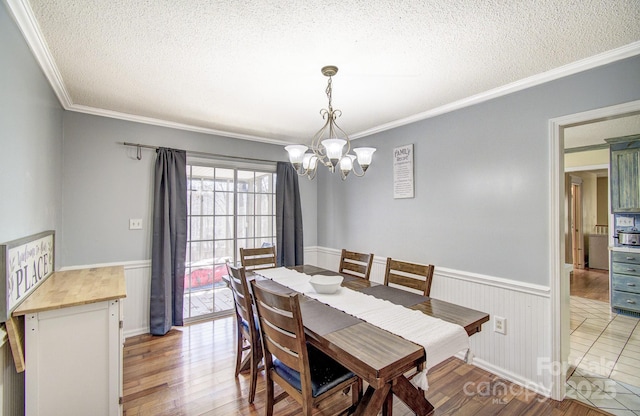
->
[309,275,344,294]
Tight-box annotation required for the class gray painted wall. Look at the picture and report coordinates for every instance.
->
[317,56,640,286]
[61,112,317,266]
[0,2,63,257]
[1,5,62,414]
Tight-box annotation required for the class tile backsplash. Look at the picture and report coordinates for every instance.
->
[614,213,640,231]
[613,213,640,245]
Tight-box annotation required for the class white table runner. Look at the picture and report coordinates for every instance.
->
[256,267,471,389]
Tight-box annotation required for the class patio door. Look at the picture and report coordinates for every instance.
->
[184,163,276,322]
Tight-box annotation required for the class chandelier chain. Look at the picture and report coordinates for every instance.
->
[325,76,333,110]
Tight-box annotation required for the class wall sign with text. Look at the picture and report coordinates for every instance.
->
[0,230,55,322]
[393,144,414,199]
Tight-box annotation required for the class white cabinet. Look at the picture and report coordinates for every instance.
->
[13,266,126,416]
[24,299,123,416]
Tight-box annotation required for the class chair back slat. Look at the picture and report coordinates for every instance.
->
[341,262,366,275]
[240,246,277,270]
[261,324,300,359]
[384,258,435,297]
[338,249,374,280]
[256,308,300,353]
[386,272,427,292]
[263,337,301,371]
[255,301,297,333]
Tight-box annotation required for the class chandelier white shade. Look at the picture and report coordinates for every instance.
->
[285,66,376,180]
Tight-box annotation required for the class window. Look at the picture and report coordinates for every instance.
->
[184,162,276,321]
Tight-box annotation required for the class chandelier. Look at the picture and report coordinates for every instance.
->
[285,66,376,180]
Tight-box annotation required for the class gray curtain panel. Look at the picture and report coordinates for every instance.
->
[276,162,304,267]
[150,148,188,335]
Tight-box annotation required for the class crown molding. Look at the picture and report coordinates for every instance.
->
[5,0,73,107]
[351,41,640,139]
[7,0,640,144]
[69,104,291,145]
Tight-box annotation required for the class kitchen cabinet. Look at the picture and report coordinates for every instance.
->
[13,266,126,416]
[611,250,640,315]
[607,135,640,213]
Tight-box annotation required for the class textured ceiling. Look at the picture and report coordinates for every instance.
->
[8,0,640,144]
[565,115,640,149]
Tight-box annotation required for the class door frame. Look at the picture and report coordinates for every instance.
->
[549,99,640,400]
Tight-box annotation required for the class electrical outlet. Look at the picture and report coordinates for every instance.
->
[494,316,506,335]
[129,218,142,230]
[616,216,635,227]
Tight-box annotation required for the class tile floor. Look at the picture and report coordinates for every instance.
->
[568,295,640,415]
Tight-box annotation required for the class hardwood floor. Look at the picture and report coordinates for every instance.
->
[570,268,609,302]
[123,317,610,415]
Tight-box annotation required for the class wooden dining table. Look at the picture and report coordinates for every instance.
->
[249,265,490,416]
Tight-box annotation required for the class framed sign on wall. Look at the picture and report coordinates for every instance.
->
[0,230,55,322]
[393,144,414,199]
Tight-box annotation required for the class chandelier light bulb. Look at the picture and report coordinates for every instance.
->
[321,139,347,166]
[302,153,318,170]
[340,154,356,177]
[285,145,308,169]
[353,147,376,171]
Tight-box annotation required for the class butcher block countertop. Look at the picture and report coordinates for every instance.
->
[12,266,126,316]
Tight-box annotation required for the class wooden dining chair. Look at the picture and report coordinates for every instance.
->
[239,246,277,271]
[383,257,435,297]
[338,249,374,280]
[227,264,262,404]
[250,280,362,416]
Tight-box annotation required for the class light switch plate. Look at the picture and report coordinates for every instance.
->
[616,216,635,227]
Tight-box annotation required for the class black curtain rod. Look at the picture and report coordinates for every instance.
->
[121,142,278,164]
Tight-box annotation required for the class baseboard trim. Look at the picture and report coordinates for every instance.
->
[124,328,149,338]
[455,352,552,399]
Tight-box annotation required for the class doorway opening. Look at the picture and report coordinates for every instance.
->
[550,100,640,405]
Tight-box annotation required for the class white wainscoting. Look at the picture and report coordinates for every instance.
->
[121,261,152,338]
[313,247,553,397]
